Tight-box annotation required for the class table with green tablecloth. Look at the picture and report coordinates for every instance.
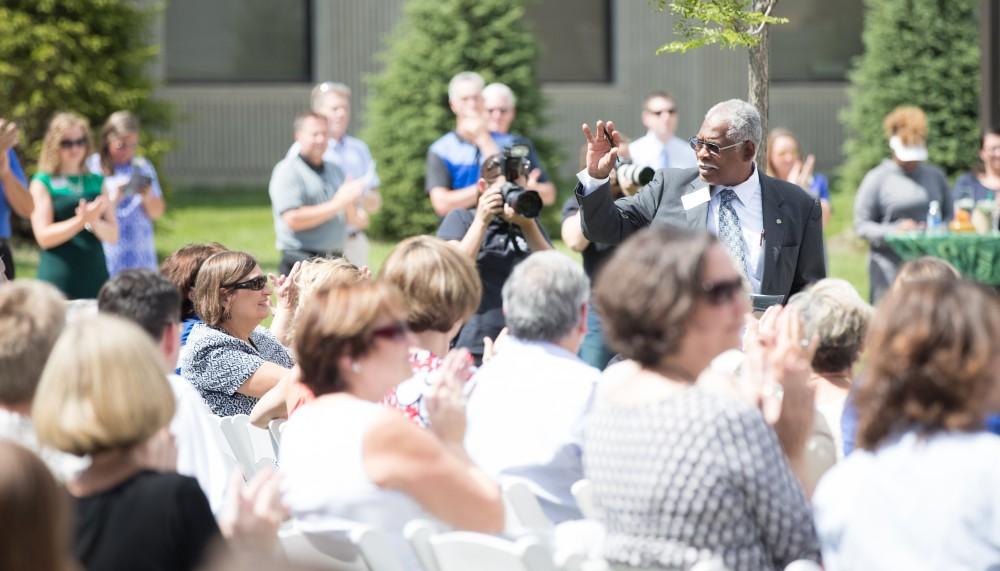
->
[885,232,1000,285]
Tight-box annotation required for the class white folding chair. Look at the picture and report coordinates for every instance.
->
[279,520,403,571]
[502,480,555,537]
[784,561,822,571]
[218,414,276,479]
[570,479,599,521]
[405,519,561,571]
[268,417,287,458]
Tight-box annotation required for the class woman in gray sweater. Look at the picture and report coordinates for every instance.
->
[853,106,951,303]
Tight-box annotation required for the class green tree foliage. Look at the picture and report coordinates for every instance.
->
[362,0,559,239]
[653,0,786,54]
[0,0,171,177]
[839,0,980,196]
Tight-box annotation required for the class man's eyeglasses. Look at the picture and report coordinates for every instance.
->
[371,321,409,342]
[688,137,744,155]
[225,276,268,291]
[645,108,676,117]
[486,107,512,115]
[112,141,138,151]
[59,137,88,149]
[701,277,747,306]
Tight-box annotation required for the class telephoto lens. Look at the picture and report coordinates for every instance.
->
[501,183,542,218]
[616,162,655,186]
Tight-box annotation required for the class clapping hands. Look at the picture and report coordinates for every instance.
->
[425,348,475,444]
[270,261,302,311]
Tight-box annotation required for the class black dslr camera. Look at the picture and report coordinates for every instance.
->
[499,144,542,218]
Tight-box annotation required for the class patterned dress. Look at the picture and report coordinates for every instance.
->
[381,349,444,427]
[86,155,161,275]
[180,324,294,417]
[584,385,820,571]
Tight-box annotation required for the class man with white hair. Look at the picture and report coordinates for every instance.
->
[575,99,826,302]
[464,251,599,524]
[482,82,556,205]
[426,71,501,217]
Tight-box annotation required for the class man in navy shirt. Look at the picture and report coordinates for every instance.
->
[0,120,33,280]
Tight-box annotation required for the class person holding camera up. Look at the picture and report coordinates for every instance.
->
[437,147,551,364]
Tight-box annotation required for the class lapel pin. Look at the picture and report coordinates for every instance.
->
[776,218,782,224]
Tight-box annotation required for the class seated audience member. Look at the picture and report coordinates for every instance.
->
[437,153,551,363]
[86,111,166,276]
[250,257,368,426]
[465,251,599,524]
[585,226,820,571]
[0,280,83,480]
[426,71,500,217]
[159,242,229,348]
[380,235,481,426]
[952,126,1000,203]
[482,82,556,205]
[0,441,74,571]
[767,128,832,225]
[561,140,638,369]
[181,251,293,417]
[30,112,118,299]
[33,315,284,571]
[98,269,233,514]
[813,280,1000,570]
[786,278,872,463]
[279,282,504,570]
[0,118,33,280]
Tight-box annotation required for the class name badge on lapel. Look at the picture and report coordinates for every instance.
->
[681,187,710,211]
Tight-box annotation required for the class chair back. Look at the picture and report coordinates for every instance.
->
[405,519,559,571]
[502,480,554,536]
[570,479,598,521]
[268,417,287,457]
[218,414,276,479]
[280,520,403,571]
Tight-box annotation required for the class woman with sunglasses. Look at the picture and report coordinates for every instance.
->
[584,225,820,571]
[29,112,118,299]
[180,251,293,417]
[280,281,503,570]
[86,111,165,276]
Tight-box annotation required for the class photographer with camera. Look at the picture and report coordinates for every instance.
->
[437,145,551,364]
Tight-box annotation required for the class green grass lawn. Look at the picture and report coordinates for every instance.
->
[12,185,869,298]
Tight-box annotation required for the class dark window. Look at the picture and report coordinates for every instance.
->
[769,0,864,82]
[525,0,612,83]
[165,0,311,83]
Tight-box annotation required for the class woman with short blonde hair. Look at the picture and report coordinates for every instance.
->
[30,112,118,299]
[181,251,293,416]
[379,235,481,426]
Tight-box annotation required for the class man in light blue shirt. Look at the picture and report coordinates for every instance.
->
[464,251,600,524]
[0,120,33,280]
[628,91,697,171]
[287,82,381,265]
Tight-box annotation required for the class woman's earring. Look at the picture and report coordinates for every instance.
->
[351,362,362,373]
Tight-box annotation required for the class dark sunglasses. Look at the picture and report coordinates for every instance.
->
[371,321,409,342]
[59,137,88,149]
[688,137,743,155]
[645,108,676,117]
[225,275,268,291]
[701,277,747,306]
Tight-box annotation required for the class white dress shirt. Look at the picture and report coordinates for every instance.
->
[575,165,765,293]
[629,132,697,170]
[464,338,601,524]
[706,167,764,293]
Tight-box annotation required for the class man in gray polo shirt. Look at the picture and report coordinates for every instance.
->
[269,112,365,274]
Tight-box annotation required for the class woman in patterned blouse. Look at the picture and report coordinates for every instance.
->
[584,225,821,571]
[180,251,293,417]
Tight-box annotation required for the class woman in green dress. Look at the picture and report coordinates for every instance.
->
[29,112,118,299]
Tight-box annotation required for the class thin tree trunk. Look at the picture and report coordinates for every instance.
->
[749,0,773,166]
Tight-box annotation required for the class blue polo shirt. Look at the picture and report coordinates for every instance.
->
[0,149,26,239]
[425,132,486,193]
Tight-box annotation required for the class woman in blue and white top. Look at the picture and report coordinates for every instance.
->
[87,111,165,276]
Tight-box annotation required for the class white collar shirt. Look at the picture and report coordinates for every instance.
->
[705,165,764,293]
[628,132,698,171]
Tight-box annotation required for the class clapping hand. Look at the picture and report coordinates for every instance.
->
[219,467,287,552]
[786,154,816,190]
[581,120,624,179]
[270,261,301,311]
[75,196,108,226]
[425,348,475,445]
[0,120,18,153]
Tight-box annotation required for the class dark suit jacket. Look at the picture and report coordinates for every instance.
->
[577,167,825,301]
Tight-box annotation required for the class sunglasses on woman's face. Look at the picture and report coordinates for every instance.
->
[701,277,747,306]
[371,321,409,343]
[226,275,268,291]
[59,137,88,149]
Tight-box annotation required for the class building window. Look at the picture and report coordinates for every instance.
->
[769,0,863,82]
[525,0,613,83]
[165,0,312,83]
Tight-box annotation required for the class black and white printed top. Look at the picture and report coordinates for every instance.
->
[584,385,820,571]
[180,324,293,417]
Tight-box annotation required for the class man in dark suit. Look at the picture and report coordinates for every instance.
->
[576,99,825,303]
